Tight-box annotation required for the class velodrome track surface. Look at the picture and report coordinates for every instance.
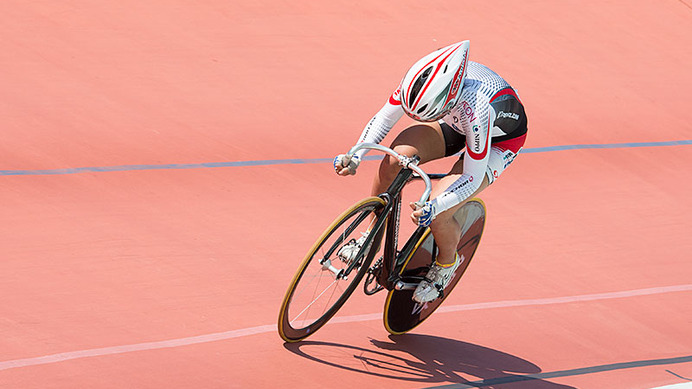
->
[1,1,691,388]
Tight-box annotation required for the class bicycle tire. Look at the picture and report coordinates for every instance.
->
[278,197,386,342]
[382,198,486,335]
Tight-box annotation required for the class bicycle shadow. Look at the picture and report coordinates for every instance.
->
[283,333,576,388]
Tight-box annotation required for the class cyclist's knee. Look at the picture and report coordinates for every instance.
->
[377,155,398,180]
[428,208,456,232]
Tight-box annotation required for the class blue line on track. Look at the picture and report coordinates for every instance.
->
[424,355,692,388]
[521,139,692,153]
[1,139,691,177]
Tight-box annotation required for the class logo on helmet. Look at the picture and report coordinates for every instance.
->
[449,50,468,101]
[450,74,462,96]
[449,53,466,96]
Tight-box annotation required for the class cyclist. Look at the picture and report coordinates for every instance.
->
[334,40,528,304]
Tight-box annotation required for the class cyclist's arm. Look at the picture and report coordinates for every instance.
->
[353,86,405,159]
[431,104,495,214]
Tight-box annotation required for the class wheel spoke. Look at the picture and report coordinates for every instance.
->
[289,277,339,327]
[279,197,385,342]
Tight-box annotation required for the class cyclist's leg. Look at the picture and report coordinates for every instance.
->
[428,162,489,265]
[370,122,447,197]
[411,168,488,304]
[428,133,526,265]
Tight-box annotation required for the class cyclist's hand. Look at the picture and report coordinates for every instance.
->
[333,154,361,176]
[410,201,436,227]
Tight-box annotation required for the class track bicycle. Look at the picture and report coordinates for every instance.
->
[278,143,486,342]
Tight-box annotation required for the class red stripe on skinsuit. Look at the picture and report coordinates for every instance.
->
[388,87,401,105]
[493,133,527,154]
[490,87,521,103]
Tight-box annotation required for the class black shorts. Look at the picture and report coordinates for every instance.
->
[441,90,528,157]
[440,123,467,157]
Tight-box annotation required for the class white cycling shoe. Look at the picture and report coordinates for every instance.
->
[337,232,369,265]
[413,253,463,304]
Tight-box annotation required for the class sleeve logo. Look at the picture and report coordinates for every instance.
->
[389,86,402,106]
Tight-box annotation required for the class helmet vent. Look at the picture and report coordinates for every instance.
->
[409,67,433,107]
[443,64,448,73]
[421,66,432,80]
[417,104,428,114]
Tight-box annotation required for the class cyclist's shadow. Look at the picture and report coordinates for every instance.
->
[284,333,575,388]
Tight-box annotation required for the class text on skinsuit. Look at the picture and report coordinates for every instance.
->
[502,150,517,168]
[497,111,519,120]
[452,176,473,190]
[460,101,476,122]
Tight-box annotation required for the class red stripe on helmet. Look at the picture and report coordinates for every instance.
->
[405,46,453,104]
[410,44,464,111]
[405,45,460,111]
[442,50,468,107]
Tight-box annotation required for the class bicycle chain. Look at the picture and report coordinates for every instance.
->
[363,256,384,295]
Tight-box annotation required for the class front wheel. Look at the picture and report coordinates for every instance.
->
[278,197,386,342]
[383,198,486,335]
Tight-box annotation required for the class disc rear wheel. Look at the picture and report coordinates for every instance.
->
[383,199,486,335]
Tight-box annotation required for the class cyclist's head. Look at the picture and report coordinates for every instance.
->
[400,41,470,122]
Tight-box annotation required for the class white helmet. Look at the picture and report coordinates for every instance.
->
[400,41,470,122]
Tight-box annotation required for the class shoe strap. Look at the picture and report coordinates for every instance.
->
[434,260,455,268]
[434,253,460,268]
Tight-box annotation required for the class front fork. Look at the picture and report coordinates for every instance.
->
[377,192,400,288]
[363,191,401,294]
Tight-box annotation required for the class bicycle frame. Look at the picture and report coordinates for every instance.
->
[278,143,485,341]
[344,143,444,292]
[376,168,428,290]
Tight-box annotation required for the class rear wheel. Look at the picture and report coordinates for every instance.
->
[383,198,486,335]
[278,197,386,342]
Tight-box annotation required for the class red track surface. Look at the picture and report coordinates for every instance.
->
[1,1,691,388]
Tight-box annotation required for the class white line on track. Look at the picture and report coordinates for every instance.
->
[650,384,692,389]
[1,284,690,372]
